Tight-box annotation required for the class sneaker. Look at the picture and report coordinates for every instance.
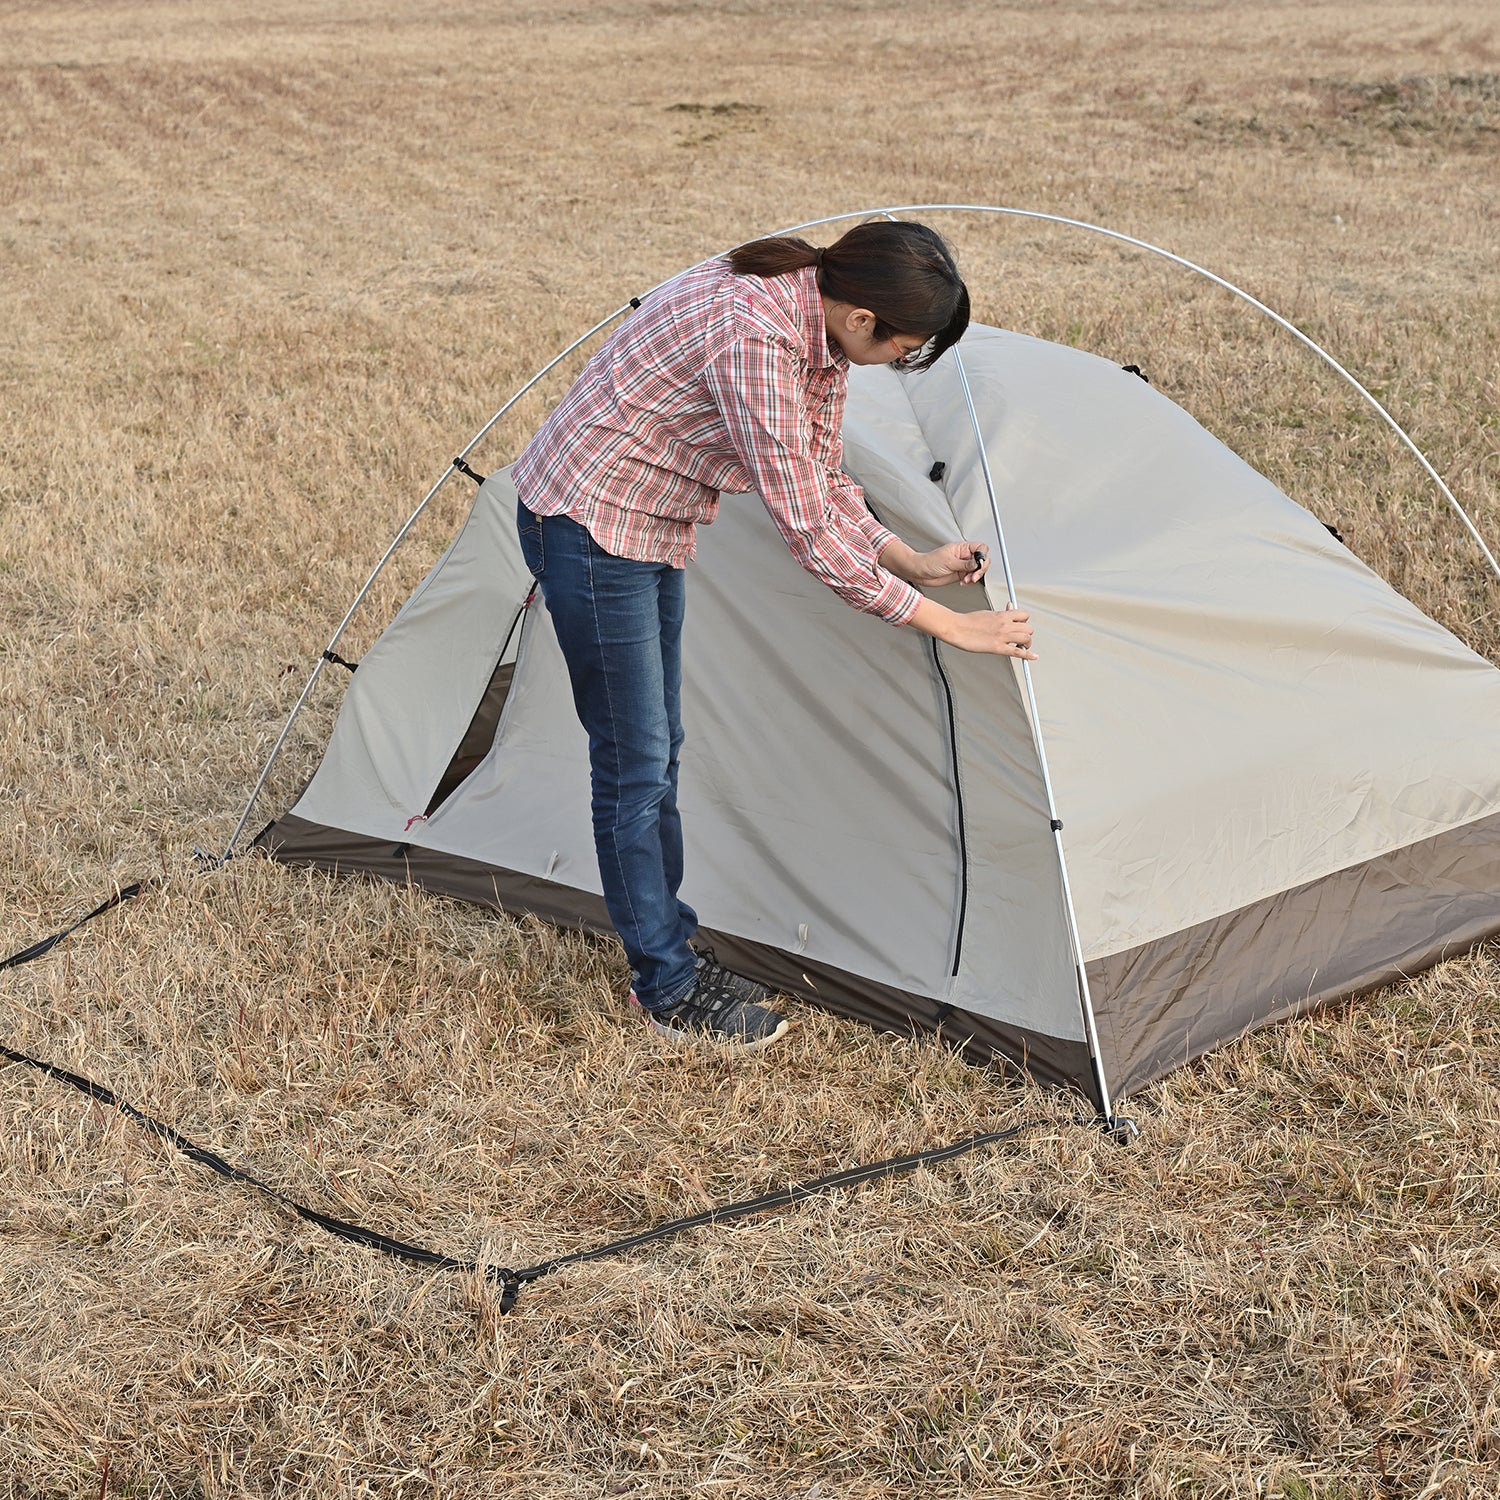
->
[629,958,790,1053]
[691,946,772,1007]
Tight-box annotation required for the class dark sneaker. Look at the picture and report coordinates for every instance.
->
[629,959,790,1053]
[690,946,773,1007]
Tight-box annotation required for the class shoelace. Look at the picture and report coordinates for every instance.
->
[682,962,743,1018]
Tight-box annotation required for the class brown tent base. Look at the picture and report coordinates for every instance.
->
[255,814,1103,1107]
[258,808,1500,1110]
[1090,808,1500,1098]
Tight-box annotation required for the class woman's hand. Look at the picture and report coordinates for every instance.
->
[915,540,991,588]
[884,537,1037,659]
[907,597,1036,658]
[944,606,1035,658]
[877,537,991,588]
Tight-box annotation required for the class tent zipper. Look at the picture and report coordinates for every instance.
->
[929,637,970,977]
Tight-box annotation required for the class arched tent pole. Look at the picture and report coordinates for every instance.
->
[221,304,638,862]
[225,226,852,860]
[865,210,1116,1119]
[227,203,1495,865]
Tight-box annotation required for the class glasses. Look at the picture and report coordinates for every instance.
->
[887,336,929,370]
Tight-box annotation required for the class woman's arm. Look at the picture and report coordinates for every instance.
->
[879,537,1036,657]
[703,337,923,624]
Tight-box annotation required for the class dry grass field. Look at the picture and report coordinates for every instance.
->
[3,1,1499,1495]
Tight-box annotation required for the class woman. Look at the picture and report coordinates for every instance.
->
[513,221,1035,1054]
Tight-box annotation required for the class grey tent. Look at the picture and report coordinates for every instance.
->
[254,310,1500,1117]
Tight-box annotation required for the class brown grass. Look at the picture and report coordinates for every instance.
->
[2,2,1499,1495]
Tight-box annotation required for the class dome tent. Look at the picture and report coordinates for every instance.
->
[246,210,1500,1125]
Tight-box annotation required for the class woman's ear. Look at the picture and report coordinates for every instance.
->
[827,302,876,340]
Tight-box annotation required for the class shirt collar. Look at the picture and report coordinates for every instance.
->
[797,263,844,371]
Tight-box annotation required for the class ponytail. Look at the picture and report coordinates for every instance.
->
[726,235,823,278]
[727,221,968,371]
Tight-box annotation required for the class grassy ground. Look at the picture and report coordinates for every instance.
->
[2,2,1498,1495]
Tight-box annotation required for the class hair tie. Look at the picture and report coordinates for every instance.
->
[812,247,824,266]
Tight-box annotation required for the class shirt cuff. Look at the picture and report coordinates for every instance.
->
[870,573,923,626]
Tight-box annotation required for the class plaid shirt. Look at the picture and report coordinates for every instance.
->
[513,260,921,625]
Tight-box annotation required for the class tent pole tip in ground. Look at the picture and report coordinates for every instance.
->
[1078,1112,1141,1146]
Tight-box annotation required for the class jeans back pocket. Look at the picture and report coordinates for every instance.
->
[516,499,545,579]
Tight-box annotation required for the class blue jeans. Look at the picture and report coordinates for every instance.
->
[516,501,699,1010]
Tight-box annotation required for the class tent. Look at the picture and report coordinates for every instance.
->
[246,212,1500,1122]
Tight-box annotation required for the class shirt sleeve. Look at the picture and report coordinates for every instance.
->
[703,333,921,626]
[827,469,900,560]
[803,375,902,559]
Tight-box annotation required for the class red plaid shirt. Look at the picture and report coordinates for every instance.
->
[513,260,921,625]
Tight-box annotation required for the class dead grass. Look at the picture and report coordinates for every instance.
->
[2,1,1499,1495]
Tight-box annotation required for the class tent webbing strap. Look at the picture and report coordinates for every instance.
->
[0,1035,480,1277]
[0,887,1055,1313]
[0,880,154,972]
[492,1115,1049,1311]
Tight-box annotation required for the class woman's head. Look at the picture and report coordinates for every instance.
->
[727,220,969,371]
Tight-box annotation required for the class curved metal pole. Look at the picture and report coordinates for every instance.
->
[230,202,1492,862]
[949,349,1116,1123]
[221,305,638,860]
[874,210,1115,1111]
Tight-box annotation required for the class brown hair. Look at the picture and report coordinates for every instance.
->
[727,220,969,371]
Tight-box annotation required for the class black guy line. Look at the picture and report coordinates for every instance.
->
[3,885,1054,1313]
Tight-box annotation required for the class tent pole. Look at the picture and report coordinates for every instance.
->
[950,349,1117,1126]
[234,206,1490,864]
[229,203,1487,1090]
[220,304,640,863]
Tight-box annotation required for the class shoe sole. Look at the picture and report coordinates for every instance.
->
[627,994,792,1053]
